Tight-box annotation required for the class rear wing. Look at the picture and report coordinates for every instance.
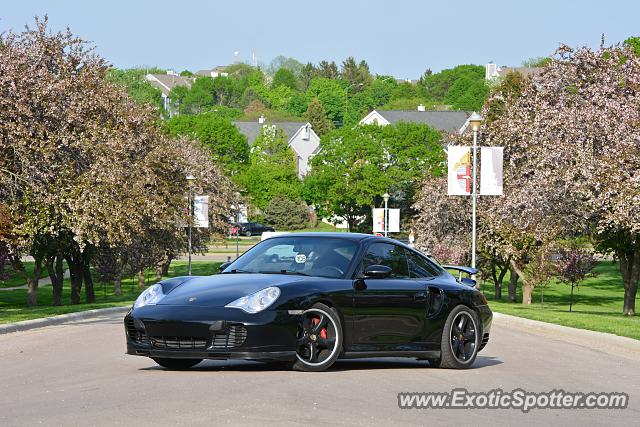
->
[442,265,479,286]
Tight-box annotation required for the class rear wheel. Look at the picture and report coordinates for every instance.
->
[437,305,480,369]
[244,230,252,237]
[293,303,342,372]
[152,358,202,370]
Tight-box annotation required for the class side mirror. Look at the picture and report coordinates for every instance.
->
[460,277,477,288]
[218,261,232,273]
[363,264,392,279]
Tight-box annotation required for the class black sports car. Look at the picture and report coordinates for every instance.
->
[125,233,492,372]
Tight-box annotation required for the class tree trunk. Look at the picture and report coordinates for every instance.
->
[82,248,95,303]
[618,249,639,316]
[138,270,145,289]
[46,253,65,306]
[65,251,84,305]
[11,254,43,307]
[114,274,122,296]
[507,268,518,303]
[509,259,533,305]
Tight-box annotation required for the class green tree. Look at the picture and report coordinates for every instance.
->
[106,67,164,111]
[418,64,488,111]
[234,125,301,208]
[306,77,345,123]
[624,36,640,55]
[304,98,334,135]
[318,60,339,79]
[340,57,372,91]
[263,195,309,230]
[272,68,298,90]
[166,113,249,174]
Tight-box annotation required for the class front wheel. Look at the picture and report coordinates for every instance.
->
[293,303,342,372]
[436,305,480,369]
[152,358,202,370]
[244,230,252,237]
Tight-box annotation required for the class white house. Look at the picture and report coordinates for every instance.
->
[485,63,543,80]
[233,119,321,179]
[359,108,472,134]
[145,72,193,116]
[195,66,230,78]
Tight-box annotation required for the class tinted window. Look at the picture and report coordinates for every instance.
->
[406,250,441,278]
[362,243,409,278]
[224,237,359,279]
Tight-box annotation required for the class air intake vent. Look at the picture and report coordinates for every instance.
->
[125,316,150,347]
[150,336,207,350]
[210,325,248,350]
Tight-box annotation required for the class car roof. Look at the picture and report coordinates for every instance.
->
[267,232,397,243]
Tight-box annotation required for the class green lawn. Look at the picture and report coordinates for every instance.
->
[0,261,52,288]
[0,261,220,324]
[482,261,640,340]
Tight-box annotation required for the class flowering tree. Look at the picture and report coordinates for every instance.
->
[0,18,232,305]
[554,245,596,312]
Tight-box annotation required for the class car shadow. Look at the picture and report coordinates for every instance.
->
[138,355,503,372]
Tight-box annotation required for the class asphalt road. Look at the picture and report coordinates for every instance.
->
[0,313,638,426]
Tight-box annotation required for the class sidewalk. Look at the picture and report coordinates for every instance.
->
[0,269,70,291]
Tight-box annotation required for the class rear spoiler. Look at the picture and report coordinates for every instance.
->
[442,265,478,276]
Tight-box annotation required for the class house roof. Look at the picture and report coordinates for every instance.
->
[146,74,192,96]
[195,65,230,77]
[232,121,309,146]
[373,110,471,133]
[497,66,542,78]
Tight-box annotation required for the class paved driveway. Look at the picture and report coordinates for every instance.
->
[0,313,638,426]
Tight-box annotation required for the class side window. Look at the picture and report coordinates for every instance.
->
[406,250,441,278]
[362,243,409,278]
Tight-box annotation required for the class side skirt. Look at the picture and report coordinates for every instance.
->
[339,350,441,360]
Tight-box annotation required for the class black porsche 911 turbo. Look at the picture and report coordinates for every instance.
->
[125,233,492,372]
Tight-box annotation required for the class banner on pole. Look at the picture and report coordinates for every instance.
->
[372,208,400,233]
[194,196,209,228]
[480,147,503,195]
[387,209,400,233]
[447,146,471,195]
[372,208,385,233]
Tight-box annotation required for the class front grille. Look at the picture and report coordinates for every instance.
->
[150,336,207,350]
[210,325,247,350]
[125,316,150,346]
[479,333,490,350]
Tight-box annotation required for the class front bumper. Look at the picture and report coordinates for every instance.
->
[125,305,299,361]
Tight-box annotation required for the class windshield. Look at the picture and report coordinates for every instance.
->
[222,236,359,279]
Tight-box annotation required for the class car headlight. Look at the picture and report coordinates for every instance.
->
[134,283,165,308]
[225,286,281,313]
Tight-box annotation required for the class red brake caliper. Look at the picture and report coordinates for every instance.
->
[313,317,327,340]
[312,317,328,339]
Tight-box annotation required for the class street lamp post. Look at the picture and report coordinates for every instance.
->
[382,193,390,237]
[234,192,241,259]
[468,112,483,272]
[186,174,196,276]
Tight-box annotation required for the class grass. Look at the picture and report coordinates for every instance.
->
[482,261,640,340]
[0,261,51,288]
[0,261,221,324]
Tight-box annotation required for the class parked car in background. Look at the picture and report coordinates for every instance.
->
[231,222,275,237]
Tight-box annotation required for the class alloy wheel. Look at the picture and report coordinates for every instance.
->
[449,311,478,363]
[295,308,339,367]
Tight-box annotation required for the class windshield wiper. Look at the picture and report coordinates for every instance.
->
[221,269,256,274]
[259,270,310,276]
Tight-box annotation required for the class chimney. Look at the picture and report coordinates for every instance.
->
[417,104,426,112]
[258,115,266,124]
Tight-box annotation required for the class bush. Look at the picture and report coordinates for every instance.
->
[263,196,309,231]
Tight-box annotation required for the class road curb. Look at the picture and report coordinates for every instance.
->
[493,312,640,359]
[0,306,131,335]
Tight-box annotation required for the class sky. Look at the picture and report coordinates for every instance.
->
[2,0,638,78]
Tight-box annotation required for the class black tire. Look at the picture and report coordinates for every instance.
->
[437,305,480,369]
[152,358,202,370]
[292,303,343,372]
[244,230,252,237]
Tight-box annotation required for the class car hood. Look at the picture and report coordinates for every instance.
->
[157,273,306,307]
